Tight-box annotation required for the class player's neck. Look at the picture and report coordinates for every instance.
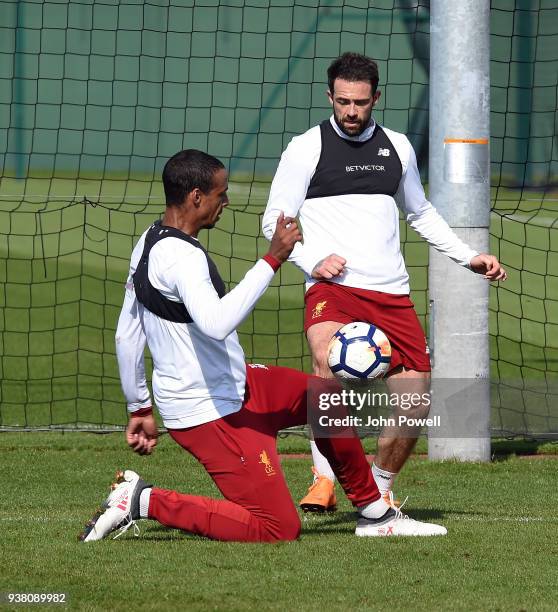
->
[162,207,200,238]
[330,115,376,142]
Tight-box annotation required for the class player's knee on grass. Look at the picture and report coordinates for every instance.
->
[268,504,302,542]
[263,514,301,542]
[280,518,302,542]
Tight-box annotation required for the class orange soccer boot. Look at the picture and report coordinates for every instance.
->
[299,467,337,513]
[382,490,402,509]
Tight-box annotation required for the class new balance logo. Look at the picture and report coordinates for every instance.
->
[378,148,390,157]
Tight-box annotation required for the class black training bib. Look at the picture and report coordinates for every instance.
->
[133,221,226,323]
[306,121,403,200]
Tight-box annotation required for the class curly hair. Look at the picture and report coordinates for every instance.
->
[162,149,225,207]
[327,52,379,94]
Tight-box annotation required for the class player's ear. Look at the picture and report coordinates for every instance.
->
[191,187,203,207]
[372,90,381,106]
[327,89,334,105]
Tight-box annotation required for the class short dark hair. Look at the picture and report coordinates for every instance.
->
[162,149,225,207]
[327,52,379,95]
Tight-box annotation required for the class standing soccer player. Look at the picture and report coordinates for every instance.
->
[80,149,447,542]
[262,52,506,512]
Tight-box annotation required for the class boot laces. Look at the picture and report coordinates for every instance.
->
[113,515,140,540]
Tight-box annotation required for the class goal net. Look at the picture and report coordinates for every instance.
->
[0,0,556,436]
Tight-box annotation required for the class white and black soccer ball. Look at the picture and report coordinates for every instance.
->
[328,322,391,380]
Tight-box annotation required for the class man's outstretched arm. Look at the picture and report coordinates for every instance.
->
[166,213,303,341]
[395,140,506,281]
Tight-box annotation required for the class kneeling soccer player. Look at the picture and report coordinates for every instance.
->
[80,149,447,542]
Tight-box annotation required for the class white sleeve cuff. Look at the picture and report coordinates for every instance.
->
[127,398,153,413]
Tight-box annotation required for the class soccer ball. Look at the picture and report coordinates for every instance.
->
[328,322,391,380]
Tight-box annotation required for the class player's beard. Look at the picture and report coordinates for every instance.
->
[334,108,373,137]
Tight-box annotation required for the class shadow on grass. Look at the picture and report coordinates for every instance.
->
[127,526,206,542]
[491,439,558,460]
[300,507,451,534]
[120,506,490,542]
[117,508,486,542]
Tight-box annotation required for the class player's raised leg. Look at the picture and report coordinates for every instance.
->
[304,321,422,510]
[299,319,344,512]
[249,363,447,536]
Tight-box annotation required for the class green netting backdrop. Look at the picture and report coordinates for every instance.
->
[0,0,556,435]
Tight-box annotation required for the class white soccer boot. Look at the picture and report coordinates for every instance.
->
[381,490,403,509]
[355,507,447,537]
[79,470,152,543]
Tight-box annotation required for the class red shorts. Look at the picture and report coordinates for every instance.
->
[304,282,430,373]
[149,364,379,543]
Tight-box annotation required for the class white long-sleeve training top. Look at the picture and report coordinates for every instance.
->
[262,116,478,294]
[115,227,275,428]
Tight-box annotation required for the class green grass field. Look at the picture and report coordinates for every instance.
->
[1,432,558,611]
[1,181,557,608]
[1,177,557,435]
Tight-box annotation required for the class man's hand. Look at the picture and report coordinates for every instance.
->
[126,412,158,455]
[470,253,507,281]
[267,211,303,263]
[311,254,347,280]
